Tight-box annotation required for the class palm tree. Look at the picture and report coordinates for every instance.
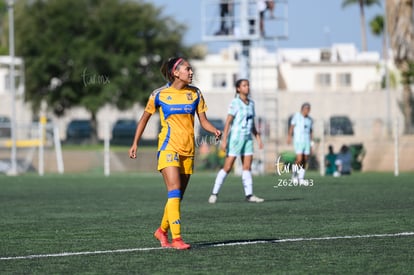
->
[342,0,382,51]
[370,14,399,90]
[370,15,385,58]
[386,0,414,133]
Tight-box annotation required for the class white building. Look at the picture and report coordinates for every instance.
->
[0,56,31,138]
[277,44,382,92]
[191,43,397,142]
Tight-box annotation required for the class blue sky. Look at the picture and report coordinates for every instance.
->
[148,0,384,53]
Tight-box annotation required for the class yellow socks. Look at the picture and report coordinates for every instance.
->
[162,189,181,239]
[160,203,169,233]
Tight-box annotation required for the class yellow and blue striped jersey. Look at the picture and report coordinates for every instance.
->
[145,84,208,156]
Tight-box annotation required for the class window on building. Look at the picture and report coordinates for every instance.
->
[320,49,331,62]
[315,73,331,88]
[212,73,227,88]
[337,73,352,88]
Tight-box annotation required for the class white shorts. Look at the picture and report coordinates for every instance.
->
[227,138,254,157]
[294,141,311,155]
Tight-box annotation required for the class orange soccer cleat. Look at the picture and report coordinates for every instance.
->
[171,237,191,250]
[154,228,171,248]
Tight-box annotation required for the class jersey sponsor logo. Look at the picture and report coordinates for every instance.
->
[184,105,193,113]
[166,104,194,114]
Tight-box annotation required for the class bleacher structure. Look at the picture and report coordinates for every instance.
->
[201,0,289,173]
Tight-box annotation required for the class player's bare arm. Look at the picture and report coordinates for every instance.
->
[197,112,222,139]
[251,122,263,150]
[220,114,234,151]
[287,124,294,144]
[129,111,152,159]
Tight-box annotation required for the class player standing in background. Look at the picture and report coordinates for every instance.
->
[287,102,313,183]
[335,144,352,176]
[208,79,264,204]
[325,145,337,176]
[129,57,221,249]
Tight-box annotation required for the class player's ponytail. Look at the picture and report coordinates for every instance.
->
[160,57,184,83]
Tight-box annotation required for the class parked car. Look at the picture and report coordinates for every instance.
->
[111,119,137,145]
[65,119,93,143]
[0,116,11,138]
[329,115,354,135]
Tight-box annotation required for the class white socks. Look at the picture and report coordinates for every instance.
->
[242,170,253,196]
[212,169,227,195]
[298,168,306,180]
[212,169,254,197]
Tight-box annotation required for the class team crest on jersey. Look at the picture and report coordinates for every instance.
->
[186,93,193,101]
[167,96,172,100]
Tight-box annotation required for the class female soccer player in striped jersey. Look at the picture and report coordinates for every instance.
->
[129,57,221,249]
[287,102,313,183]
[208,79,264,204]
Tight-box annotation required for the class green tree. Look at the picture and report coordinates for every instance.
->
[386,0,414,133]
[8,0,190,139]
[0,0,9,54]
[342,0,381,51]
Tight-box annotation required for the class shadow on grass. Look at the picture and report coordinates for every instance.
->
[267,197,304,202]
[192,238,280,249]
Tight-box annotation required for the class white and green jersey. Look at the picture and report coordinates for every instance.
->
[228,96,255,141]
[290,112,313,143]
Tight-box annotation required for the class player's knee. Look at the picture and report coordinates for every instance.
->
[222,164,232,173]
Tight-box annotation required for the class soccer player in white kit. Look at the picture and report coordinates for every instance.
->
[287,103,313,183]
[209,79,264,203]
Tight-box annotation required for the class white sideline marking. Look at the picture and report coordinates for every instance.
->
[1,232,413,261]
[0,247,164,261]
[208,232,414,247]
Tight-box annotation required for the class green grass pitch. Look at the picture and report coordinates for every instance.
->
[1,171,414,274]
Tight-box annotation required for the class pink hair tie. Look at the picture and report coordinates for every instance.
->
[171,58,183,75]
